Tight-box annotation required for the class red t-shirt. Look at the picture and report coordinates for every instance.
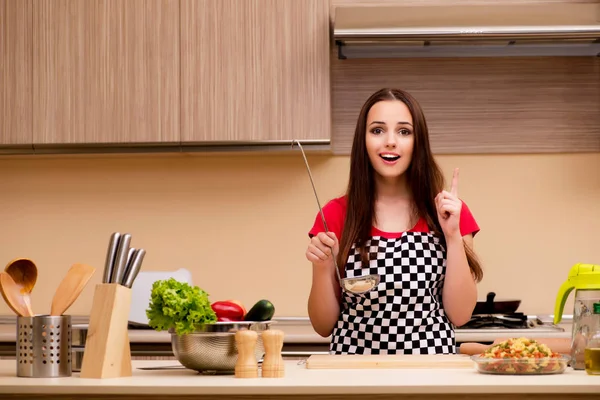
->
[308,196,480,240]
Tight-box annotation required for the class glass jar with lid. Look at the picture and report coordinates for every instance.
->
[584,302,600,375]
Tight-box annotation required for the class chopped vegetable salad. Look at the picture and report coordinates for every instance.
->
[475,338,566,374]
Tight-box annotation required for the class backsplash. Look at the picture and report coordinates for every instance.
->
[0,152,598,319]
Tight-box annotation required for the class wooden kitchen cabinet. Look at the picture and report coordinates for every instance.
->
[181,0,331,143]
[32,0,180,145]
[0,0,32,146]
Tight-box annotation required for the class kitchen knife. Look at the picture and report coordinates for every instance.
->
[102,232,121,284]
[111,233,132,284]
[120,247,136,286]
[124,247,136,273]
[122,248,146,288]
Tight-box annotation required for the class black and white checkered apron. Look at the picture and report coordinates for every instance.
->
[330,231,456,354]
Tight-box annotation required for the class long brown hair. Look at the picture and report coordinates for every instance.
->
[338,88,483,282]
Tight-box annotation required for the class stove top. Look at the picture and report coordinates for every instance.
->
[453,313,569,342]
[458,313,531,330]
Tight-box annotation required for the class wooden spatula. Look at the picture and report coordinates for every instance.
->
[50,263,96,316]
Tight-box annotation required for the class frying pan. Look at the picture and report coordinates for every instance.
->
[472,292,521,315]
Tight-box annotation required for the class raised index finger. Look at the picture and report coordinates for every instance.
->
[451,167,459,196]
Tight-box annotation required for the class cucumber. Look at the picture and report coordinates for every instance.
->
[244,299,275,322]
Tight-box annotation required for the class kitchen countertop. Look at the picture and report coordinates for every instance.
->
[0,316,571,346]
[0,317,329,345]
[0,359,599,399]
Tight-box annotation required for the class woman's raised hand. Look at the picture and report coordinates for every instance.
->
[306,232,339,268]
[436,167,462,238]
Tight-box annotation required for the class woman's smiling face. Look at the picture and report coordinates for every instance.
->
[365,100,415,181]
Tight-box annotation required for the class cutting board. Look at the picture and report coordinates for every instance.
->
[305,354,474,369]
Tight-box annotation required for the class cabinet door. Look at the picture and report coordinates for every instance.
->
[0,0,32,146]
[181,0,331,143]
[33,0,179,145]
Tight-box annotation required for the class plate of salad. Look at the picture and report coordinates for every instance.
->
[471,337,570,375]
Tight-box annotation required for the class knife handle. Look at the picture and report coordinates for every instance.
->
[111,233,132,284]
[120,247,136,284]
[122,248,146,288]
[103,232,121,284]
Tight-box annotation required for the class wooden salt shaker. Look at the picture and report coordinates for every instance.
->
[235,330,259,378]
[261,329,285,378]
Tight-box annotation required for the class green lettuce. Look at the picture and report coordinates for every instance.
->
[146,278,217,335]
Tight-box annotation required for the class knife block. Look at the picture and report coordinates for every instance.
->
[80,283,132,379]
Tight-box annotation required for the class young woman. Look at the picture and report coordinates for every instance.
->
[306,88,483,355]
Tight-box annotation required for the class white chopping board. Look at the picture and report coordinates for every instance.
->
[305,354,474,369]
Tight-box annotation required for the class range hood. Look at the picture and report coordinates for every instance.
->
[333,3,600,59]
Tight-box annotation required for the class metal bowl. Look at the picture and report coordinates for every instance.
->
[169,321,273,374]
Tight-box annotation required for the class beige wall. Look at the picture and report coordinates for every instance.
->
[0,151,598,319]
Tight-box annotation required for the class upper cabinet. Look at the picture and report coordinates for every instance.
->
[3,0,331,150]
[0,0,32,146]
[180,0,331,143]
[32,0,180,145]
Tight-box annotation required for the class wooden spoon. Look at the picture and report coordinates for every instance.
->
[5,258,38,293]
[0,272,22,316]
[4,258,37,316]
[0,272,34,316]
[50,263,96,316]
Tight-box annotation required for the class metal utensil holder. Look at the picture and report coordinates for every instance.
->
[17,315,72,378]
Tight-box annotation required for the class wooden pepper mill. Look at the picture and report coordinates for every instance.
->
[234,330,259,378]
[261,329,285,378]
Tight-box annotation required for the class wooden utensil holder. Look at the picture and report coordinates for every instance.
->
[80,283,132,379]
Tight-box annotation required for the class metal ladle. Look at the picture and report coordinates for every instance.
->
[292,140,380,295]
